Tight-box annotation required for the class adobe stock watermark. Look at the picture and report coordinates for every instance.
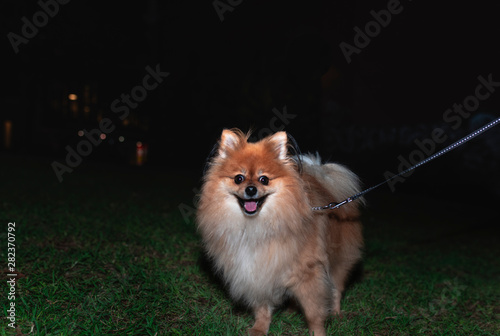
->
[339,0,408,64]
[383,73,500,192]
[178,187,201,225]
[213,0,243,22]
[248,105,296,142]
[51,64,169,182]
[8,0,71,54]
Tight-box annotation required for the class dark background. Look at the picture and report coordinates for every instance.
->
[1,0,499,205]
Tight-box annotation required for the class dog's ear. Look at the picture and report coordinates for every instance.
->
[286,133,303,174]
[219,129,244,159]
[268,131,288,161]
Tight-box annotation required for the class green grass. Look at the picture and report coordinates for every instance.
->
[1,156,499,335]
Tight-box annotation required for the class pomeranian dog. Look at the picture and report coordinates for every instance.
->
[197,129,363,336]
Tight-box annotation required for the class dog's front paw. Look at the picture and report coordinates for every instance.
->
[248,328,266,336]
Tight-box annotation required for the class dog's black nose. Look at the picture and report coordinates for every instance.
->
[245,186,257,197]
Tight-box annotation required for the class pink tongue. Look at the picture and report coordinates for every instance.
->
[244,201,258,212]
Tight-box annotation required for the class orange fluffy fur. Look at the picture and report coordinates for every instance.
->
[197,129,363,336]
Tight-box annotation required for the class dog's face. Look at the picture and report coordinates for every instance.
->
[210,129,293,217]
[198,129,312,239]
[227,166,272,216]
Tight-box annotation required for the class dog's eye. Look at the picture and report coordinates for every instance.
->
[258,176,269,185]
[234,174,245,184]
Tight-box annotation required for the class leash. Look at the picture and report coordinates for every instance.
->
[312,116,500,211]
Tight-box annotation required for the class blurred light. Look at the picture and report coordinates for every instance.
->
[68,94,78,101]
[4,120,12,149]
[136,141,147,166]
[77,130,84,137]
[118,136,125,142]
[100,133,106,140]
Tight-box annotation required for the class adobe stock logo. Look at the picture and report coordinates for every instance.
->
[383,73,500,192]
[213,0,243,22]
[51,64,169,182]
[7,0,71,54]
[248,106,296,142]
[339,0,407,64]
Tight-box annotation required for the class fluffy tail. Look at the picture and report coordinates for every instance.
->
[298,153,364,214]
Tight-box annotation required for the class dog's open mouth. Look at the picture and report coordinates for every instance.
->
[236,195,268,216]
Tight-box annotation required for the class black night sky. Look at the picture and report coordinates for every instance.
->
[2,0,500,199]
